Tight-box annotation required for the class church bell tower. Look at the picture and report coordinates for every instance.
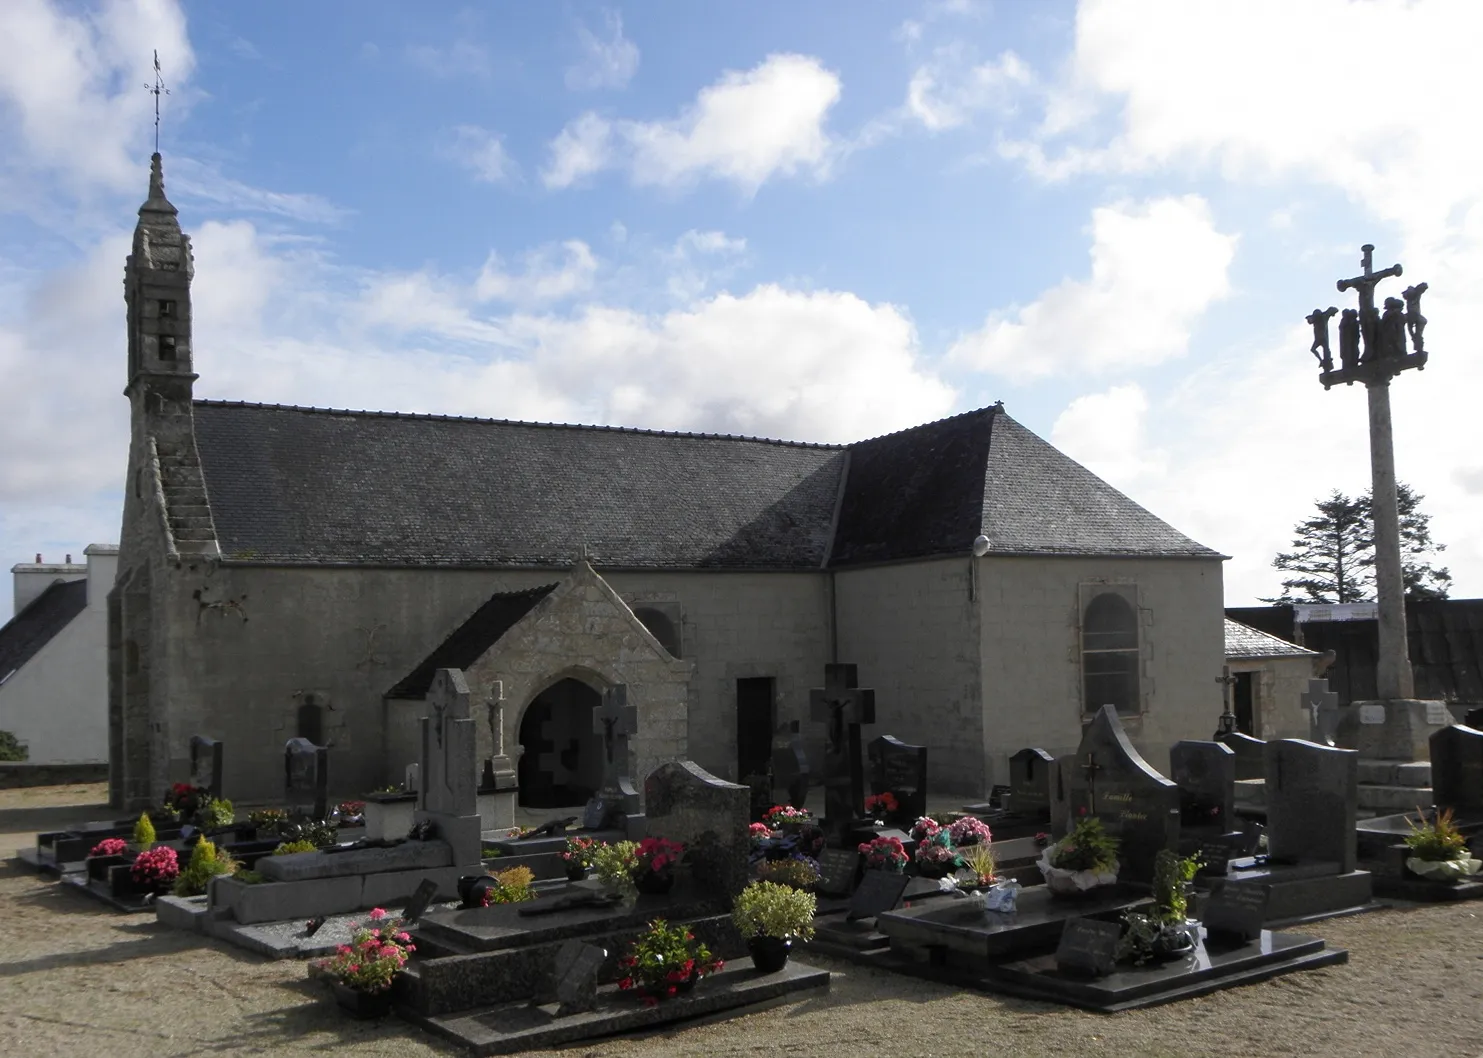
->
[124,152,196,401]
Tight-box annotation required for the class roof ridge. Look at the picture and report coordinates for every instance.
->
[845,404,1000,448]
[192,399,848,451]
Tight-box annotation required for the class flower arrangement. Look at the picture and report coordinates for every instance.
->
[164,782,209,821]
[132,812,156,850]
[914,829,960,875]
[748,822,774,846]
[947,816,993,847]
[247,808,289,835]
[864,792,899,817]
[756,855,822,890]
[337,801,366,824]
[593,839,640,899]
[1034,831,1050,847]
[635,837,685,877]
[617,919,724,1005]
[1038,815,1120,895]
[200,798,235,829]
[858,834,909,872]
[960,844,997,886]
[273,839,318,856]
[909,816,941,842]
[732,881,817,942]
[174,838,237,897]
[561,836,602,870]
[312,908,416,994]
[1404,807,1483,881]
[1151,849,1202,924]
[481,866,537,905]
[131,844,179,888]
[90,837,128,859]
[762,805,812,827]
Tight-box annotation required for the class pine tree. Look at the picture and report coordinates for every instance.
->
[1265,483,1450,603]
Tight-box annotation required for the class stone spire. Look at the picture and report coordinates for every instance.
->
[124,151,194,387]
[138,152,179,225]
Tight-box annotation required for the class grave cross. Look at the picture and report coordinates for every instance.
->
[1079,751,1102,814]
[1303,678,1342,747]
[809,663,876,842]
[1214,667,1239,736]
[593,684,638,790]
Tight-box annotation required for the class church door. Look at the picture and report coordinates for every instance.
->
[1233,672,1255,735]
[736,677,775,782]
[518,679,603,809]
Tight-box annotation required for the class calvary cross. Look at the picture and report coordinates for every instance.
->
[1303,678,1341,747]
[809,663,876,840]
[593,684,638,789]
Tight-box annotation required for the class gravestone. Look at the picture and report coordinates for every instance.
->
[402,878,440,922]
[644,760,751,897]
[283,737,328,820]
[1169,741,1235,839]
[551,940,607,1016]
[1303,679,1342,747]
[1066,705,1181,883]
[415,668,482,866]
[744,771,773,823]
[1429,724,1483,819]
[809,663,876,845]
[770,722,811,811]
[1054,918,1121,977]
[816,847,861,896]
[1264,739,1358,873]
[1008,748,1055,821]
[868,735,927,823]
[189,735,224,801]
[1216,731,1265,780]
[404,762,420,793]
[584,684,640,830]
[847,870,910,920]
[1204,880,1269,942]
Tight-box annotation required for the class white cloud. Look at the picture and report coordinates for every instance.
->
[542,112,614,189]
[1050,384,1166,487]
[948,195,1236,380]
[406,38,491,79]
[443,125,518,184]
[0,0,194,193]
[475,241,599,305]
[906,49,1032,132]
[566,10,640,91]
[168,157,349,223]
[544,54,843,194]
[664,230,748,301]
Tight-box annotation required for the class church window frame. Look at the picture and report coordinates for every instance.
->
[158,299,175,318]
[1079,584,1143,717]
[158,335,177,361]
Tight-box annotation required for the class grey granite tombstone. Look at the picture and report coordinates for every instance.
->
[1008,748,1055,820]
[816,847,861,896]
[1430,724,1483,819]
[1216,731,1266,781]
[585,684,640,828]
[868,735,927,823]
[190,735,223,801]
[643,760,751,898]
[1169,740,1235,839]
[809,663,876,845]
[283,737,328,820]
[550,940,607,1016]
[848,870,910,920]
[1264,739,1358,873]
[1066,705,1181,883]
[1303,679,1342,747]
[415,668,482,867]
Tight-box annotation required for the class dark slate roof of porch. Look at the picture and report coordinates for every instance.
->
[0,579,88,686]
[189,401,1220,570]
[1223,617,1316,659]
[385,583,559,699]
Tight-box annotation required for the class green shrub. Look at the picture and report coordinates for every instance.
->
[1151,850,1201,923]
[1048,816,1119,873]
[1406,807,1470,862]
[201,798,235,829]
[732,881,817,941]
[234,869,264,885]
[481,866,537,905]
[273,839,317,856]
[0,730,28,761]
[132,812,156,851]
[173,838,237,896]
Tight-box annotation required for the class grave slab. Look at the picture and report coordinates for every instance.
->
[257,840,454,882]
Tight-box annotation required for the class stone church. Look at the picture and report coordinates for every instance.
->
[110,155,1227,812]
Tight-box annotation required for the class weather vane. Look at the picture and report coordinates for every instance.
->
[144,50,169,153]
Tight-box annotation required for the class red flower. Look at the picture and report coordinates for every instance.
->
[618,977,634,990]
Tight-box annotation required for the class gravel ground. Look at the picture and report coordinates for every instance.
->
[3,784,1482,1058]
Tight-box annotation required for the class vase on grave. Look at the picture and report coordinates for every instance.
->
[633,869,675,896]
[1405,855,1483,883]
[330,980,394,1020]
[748,936,792,973]
[565,863,589,882]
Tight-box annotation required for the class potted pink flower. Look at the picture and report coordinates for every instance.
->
[633,837,685,895]
[947,816,993,847]
[858,834,909,873]
[311,907,416,1019]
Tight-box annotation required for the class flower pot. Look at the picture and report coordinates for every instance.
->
[1037,850,1119,897]
[748,936,792,973]
[1152,924,1197,961]
[915,860,954,880]
[330,980,394,1019]
[565,864,589,882]
[633,870,675,895]
[1406,855,1483,882]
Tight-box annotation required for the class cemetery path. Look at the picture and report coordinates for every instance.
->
[3,785,1482,1058]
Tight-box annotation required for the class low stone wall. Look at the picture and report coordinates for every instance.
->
[0,762,109,789]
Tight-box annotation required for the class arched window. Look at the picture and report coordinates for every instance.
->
[1082,591,1140,715]
[297,698,325,745]
[634,606,682,659]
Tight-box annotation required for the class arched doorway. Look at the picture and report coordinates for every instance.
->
[517,678,604,808]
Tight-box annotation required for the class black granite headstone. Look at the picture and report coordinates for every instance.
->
[1430,724,1483,819]
[1067,705,1181,883]
[189,735,224,801]
[1169,740,1235,839]
[552,940,607,1015]
[1008,748,1055,820]
[817,847,861,896]
[1216,731,1266,781]
[868,735,927,824]
[1265,739,1357,873]
[809,664,876,846]
[283,737,328,820]
[1196,841,1233,879]
[1054,918,1121,977]
[847,870,910,921]
[402,878,440,922]
[1204,881,1269,942]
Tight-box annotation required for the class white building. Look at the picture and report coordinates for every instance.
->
[0,546,118,763]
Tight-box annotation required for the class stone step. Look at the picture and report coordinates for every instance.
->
[166,487,208,506]
[173,528,218,543]
[174,542,221,557]
[1357,760,1431,787]
[1357,784,1434,812]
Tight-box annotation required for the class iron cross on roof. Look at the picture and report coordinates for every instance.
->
[809,663,876,749]
[144,50,169,153]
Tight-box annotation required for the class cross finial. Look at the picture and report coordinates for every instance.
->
[145,50,169,154]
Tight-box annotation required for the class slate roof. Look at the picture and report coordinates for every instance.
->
[189,400,1220,570]
[1223,617,1316,659]
[385,584,558,699]
[0,580,88,687]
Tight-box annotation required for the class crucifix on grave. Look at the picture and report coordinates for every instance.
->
[1079,751,1102,815]
[585,684,639,824]
[1214,667,1239,737]
[1303,678,1342,747]
[1307,245,1432,703]
[809,663,876,844]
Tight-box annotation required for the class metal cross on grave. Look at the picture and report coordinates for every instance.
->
[809,663,876,840]
[1079,751,1103,815]
[1303,678,1342,747]
[593,684,638,792]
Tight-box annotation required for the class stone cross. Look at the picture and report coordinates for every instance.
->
[593,684,638,792]
[809,663,876,843]
[1303,678,1341,747]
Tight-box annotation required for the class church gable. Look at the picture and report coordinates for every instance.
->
[385,583,558,700]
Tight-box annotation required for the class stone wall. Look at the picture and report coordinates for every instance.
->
[1227,653,1320,740]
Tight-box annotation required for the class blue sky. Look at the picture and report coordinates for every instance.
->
[1,0,1479,613]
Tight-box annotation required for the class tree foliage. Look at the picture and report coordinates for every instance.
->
[1265,483,1451,604]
